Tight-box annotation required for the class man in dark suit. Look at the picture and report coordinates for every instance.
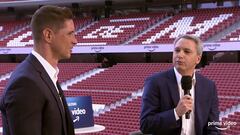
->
[0,5,77,135]
[140,35,219,135]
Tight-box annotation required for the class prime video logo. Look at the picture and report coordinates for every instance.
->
[71,108,86,115]
[208,121,237,130]
[71,108,87,123]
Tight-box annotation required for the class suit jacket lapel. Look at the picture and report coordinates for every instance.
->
[40,71,68,134]
[57,82,75,135]
[167,69,180,107]
[26,54,68,135]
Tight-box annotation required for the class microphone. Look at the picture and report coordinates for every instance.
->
[181,76,192,119]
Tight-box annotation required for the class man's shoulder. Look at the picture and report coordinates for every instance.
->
[147,69,173,81]
[9,58,38,83]
[14,59,33,74]
[196,72,215,85]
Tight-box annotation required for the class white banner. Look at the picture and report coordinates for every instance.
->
[0,42,239,54]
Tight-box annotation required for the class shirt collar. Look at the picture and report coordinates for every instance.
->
[32,50,59,84]
[174,67,196,87]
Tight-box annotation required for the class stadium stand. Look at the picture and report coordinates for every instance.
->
[76,12,168,46]
[58,63,100,83]
[88,97,141,135]
[0,18,92,47]
[221,27,240,41]
[130,7,240,44]
[200,63,240,97]
[0,63,17,75]
[0,63,18,94]
[1,7,240,48]
[0,19,29,41]
[68,63,172,91]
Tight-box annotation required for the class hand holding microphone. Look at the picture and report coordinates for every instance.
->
[176,95,193,118]
[176,76,193,119]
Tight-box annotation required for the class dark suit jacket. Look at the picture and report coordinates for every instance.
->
[140,68,219,135]
[0,54,75,135]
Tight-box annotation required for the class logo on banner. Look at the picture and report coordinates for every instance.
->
[91,46,104,53]
[204,43,221,51]
[144,46,159,52]
[66,96,94,128]
[71,108,86,123]
[0,48,11,54]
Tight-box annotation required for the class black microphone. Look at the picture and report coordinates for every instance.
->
[181,76,192,119]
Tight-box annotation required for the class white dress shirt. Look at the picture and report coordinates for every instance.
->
[174,67,196,135]
[32,50,60,93]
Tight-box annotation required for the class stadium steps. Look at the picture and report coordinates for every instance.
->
[206,19,240,42]
[61,68,106,90]
[0,25,30,41]
[123,16,172,45]
[0,72,11,82]
[94,88,143,116]
[75,20,98,34]
[220,96,240,120]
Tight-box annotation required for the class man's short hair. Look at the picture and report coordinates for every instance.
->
[174,34,203,56]
[31,5,74,43]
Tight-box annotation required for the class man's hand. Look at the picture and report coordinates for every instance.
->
[175,95,193,117]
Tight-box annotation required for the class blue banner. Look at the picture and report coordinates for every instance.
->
[66,96,94,128]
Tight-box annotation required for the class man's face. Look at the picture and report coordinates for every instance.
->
[51,19,77,60]
[172,38,201,76]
